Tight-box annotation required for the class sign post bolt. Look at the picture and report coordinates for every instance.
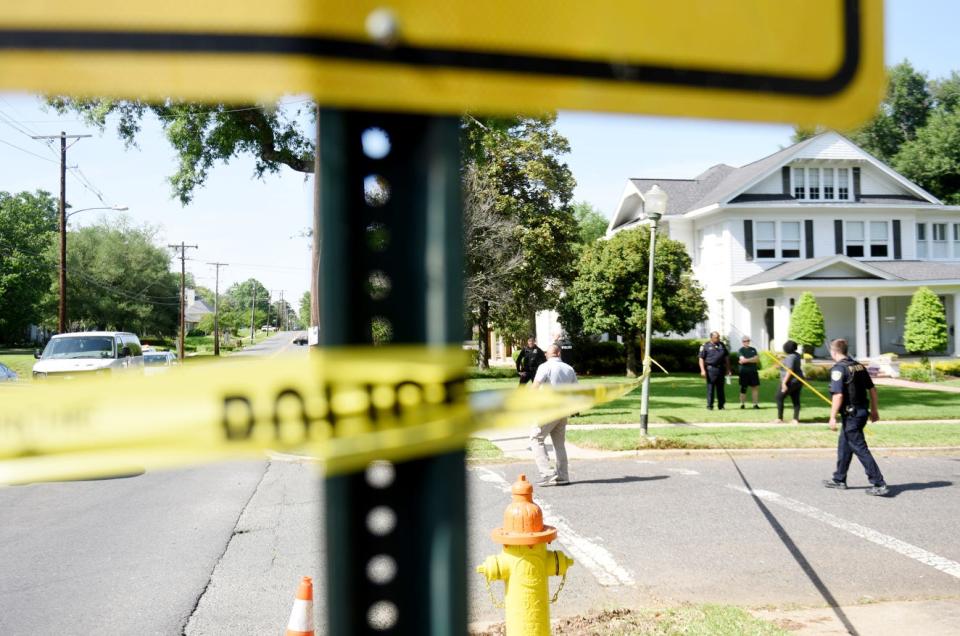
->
[476,474,573,635]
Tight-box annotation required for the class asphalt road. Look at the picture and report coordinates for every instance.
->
[230,330,308,357]
[2,451,958,634]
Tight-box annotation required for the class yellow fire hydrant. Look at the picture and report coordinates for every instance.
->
[477,474,574,636]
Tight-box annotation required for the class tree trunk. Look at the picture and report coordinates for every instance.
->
[625,331,638,378]
[477,301,490,370]
[527,307,537,342]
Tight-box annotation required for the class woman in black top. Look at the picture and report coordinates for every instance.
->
[776,340,804,424]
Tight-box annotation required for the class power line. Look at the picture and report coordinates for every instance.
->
[0,137,60,163]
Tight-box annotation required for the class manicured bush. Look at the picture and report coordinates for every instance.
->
[904,287,948,356]
[789,292,826,353]
[802,363,830,381]
[901,364,946,382]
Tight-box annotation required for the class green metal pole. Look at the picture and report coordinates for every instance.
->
[318,109,466,635]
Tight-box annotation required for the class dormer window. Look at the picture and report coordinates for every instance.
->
[791,166,852,201]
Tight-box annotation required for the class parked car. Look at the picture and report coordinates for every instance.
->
[32,331,144,380]
[143,350,179,375]
[292,336,308,345]
[0,362,18,382]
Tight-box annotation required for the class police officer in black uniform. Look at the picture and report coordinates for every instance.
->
[516,336,547,386]
[698,331,731,410]
[823,338,889,496]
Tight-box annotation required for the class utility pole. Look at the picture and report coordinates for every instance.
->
[278,290,286,331]
[168,242,198,361]
[207,262,228,356]
[249,282,257,343]
[32,131,91,333]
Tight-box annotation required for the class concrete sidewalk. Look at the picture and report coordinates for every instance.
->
[874,376,960,392]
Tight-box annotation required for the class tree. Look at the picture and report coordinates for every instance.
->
[903,287,948,365]
[462,115,579,363]
[848,61,931,162]
[568,227,707,376]
[462,163,522,368]
[299,291,312,329]
[572,201,608,251]
[222,278,271,333]
[41,219,180,336]
[0,191,58,343]
[894,108,960,204]
[788,292,826,354]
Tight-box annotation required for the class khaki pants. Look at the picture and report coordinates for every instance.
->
[529,418,568,482]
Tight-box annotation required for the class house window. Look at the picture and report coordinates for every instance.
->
[845,221,865,257]
[781,222,801,258]
[953,223,960,258]
[756,221,776,258]
[793,168,805,199]
[754,220,802,259]
[917,223,928,258]
[933,223,949,258]
[838,168,850,200]
[870,221,889,257]
[823,169,834,199]
[808,169,820,200]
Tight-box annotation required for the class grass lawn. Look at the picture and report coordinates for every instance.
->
[469,373,960,424]
[568,422,960,451]
[473,604,786,636]
[465,438,504,461]
[934,377,960,388]
[0,349,35,379]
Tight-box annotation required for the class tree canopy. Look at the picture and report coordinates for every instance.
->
[0,191,58,343]
[567,226,707,376]
[794,60,960,203]
[43,219,180,335]
[572,201,609,251]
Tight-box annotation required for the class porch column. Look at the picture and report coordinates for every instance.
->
[868,296,881,358]
[773,299,791,350]
[954,294,960,357]
[855,296,867,359]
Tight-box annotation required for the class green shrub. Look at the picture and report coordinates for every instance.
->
[802,363,830,381]
[187,328,206,337]
[467,366,518,379]
[900,364,945,382]
[933,360,960,376]
[759,365,780,380]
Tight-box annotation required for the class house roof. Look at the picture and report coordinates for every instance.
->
[612,132,942,229]
[184,298,214,322]
[733,255,960,286]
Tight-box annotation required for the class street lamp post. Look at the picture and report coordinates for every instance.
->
[58,205,128,332]
[639,185,667,436]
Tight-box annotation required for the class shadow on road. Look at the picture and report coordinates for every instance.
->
[724,453,861,636]
[885,480,953,497]
[568,475,669,486]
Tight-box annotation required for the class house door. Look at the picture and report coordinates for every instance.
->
[764,299,775,347]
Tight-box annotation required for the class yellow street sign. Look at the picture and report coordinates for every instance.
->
[0,0,882,126]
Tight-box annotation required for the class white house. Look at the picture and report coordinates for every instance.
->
[602,131,960,359]
[184,288,214,332]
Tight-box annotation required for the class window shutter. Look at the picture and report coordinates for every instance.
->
[805,220,814,258]
[782,166,791,196]
[744,220,754,261]
[834,220,844,254]
[893,220,902,259]
[853,167,861,201]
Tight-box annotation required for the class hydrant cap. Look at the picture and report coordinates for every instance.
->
[491,474,557,545]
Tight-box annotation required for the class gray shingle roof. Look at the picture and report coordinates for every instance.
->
[630,137,821,215]
[734,257,960,286]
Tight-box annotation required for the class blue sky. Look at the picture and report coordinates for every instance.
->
[0,0,957,308]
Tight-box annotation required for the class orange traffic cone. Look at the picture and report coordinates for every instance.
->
[285,576,315,636]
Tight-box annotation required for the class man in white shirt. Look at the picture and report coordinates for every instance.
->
[530,344,577,486]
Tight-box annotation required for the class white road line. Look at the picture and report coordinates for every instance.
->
[668,468,700,476]
[728,485,960,580]
[474,467,635,587]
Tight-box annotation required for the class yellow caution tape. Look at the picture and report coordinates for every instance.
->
[0,347,637,483]
[761,350,832,406]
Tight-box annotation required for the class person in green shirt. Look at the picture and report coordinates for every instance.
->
[737,335,760,409]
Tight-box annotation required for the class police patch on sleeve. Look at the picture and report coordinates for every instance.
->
[831,370,842,381]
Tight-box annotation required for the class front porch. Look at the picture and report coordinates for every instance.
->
[729,256,960,359]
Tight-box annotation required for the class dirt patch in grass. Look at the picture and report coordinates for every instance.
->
[471,605,786,635]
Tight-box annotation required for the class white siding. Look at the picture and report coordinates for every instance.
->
[860,166,911,196]
[746,171,783,195]
[794,135,864,160]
